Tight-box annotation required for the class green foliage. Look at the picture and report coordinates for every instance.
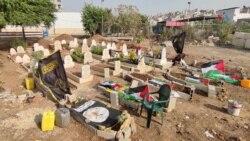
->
[32,50,44,60]
[236,22,250,33]
[81,4,112,35]
[91,45,103,55]
[10,38,28,50]
[181,25,197,41]
[0,12,6,30]
[119,53,124,62]
[135,36,143,44]
[71,47,84,63]
[0,0,56,38]
[213,21,236,42]
[159,28,174,42]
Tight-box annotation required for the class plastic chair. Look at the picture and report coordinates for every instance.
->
[140,84,171,128]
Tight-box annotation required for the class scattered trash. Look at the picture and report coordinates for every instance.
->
[241,79,250,88]
[204,130,214,139]
[227,100,242,116]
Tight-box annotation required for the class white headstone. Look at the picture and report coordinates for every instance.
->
[16,46,25,54]
[107,43,112,50]
[83,39,87,44]
[110,91,119,107]
[160,47,167,65]
[74,38,79,47]
[64,55,75,68]
[43,49,50,57]
[81,42,89,53]
[61,40,67,45]
[69,41,78,48]
[84,51,93,64]
[33,43,39,48]
[131,80,139,88]
[10,48,17,56]
[81,65,91,79]
[102,49,111,60]
[15,56,23,63]
[137,57,145,69]
[104,68,110,79]
[101,41,106,47]
[22,54,30,64]
[91,40,97,47]
[70,49,75,54]
[115,61,121,72]
[111,43,117,50]
[122,44,128,56]
[38,45,44,52]
[54,40,62,51]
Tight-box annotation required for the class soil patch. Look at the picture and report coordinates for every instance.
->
[37,38,53,48]
[54,34,74,42]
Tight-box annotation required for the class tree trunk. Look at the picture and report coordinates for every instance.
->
[22,26,26,40]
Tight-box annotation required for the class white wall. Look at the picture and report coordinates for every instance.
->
[54,12,82,29]
[217,8,250,22]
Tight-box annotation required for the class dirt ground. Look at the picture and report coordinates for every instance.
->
[0,42,250,141]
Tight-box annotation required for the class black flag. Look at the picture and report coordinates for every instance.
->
[38,51,71,101]
[172,32,186,54]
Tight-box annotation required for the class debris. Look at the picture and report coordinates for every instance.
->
[204,130,214,139]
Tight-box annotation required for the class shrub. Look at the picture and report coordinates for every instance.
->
[10,38,28,50]
[91,45,103,55]
[71,47,84,63]
[32,50,44,60]
[129,50,138,64]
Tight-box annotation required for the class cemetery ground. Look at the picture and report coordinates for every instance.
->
[0,39,250,141]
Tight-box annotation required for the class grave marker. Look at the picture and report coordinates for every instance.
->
[101,41,106,47]
[16,46,25,54]
[102,49,111,61]
[79,65,93,83]
[64,55,75,68]
[10,48,17,56]
[113,61,122,76]
[104,68,110,79]
[81,42,89,53]
[69,41,78,48]
[84,51,93,64]
[160,47,167,65]
[22,54,31,64]
[111,43,117,50]
[54,40,62,51]
[91,40,97,47]
[107,43,112,50]
[122,44,128,56]
[61,40,67,45]
[43,49,50,57]
[15,56,23,63]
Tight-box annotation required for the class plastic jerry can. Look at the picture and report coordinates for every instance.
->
[25,77,35,90]
[41,111,55,131]
[55,108,70,128]
[241,79,250,88]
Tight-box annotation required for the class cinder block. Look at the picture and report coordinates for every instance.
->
[208,85,216,98]
[96,130,116,140]
[244,33,250,39]
[232,38,246,48]
[245,39,250,49]
[235,32,246,39]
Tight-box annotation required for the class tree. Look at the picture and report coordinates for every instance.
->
[0,12,6,32]
[0,0,56,39]
[81,4,112,35]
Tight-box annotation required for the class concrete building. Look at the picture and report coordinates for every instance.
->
[217,7,250,22]
[51,0,62,12]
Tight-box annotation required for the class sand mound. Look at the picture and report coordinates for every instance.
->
[54,34,74,42]
[88,34,108,44]
[37,38,53,48]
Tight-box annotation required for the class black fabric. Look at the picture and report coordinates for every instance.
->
[38,51,71,100]
[70,100,121,129]
[128,85,148,94]
[172,32,186,54]
[201,60,222,68]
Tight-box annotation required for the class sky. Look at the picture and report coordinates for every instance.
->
[62,0,250,15]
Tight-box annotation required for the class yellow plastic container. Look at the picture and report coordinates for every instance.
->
[25,77,35,90]
[41,111,55,131]
[241,79,250,88]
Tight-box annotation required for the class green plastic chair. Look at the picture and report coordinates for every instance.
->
[140,84,171,128]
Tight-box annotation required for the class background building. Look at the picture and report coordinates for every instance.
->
[217,6,250,22]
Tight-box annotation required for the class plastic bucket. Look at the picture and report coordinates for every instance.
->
[25,77,35,90]
[227,100,242,116]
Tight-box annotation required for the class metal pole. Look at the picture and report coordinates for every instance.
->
[101,0,104,35]
[187,2,191,25]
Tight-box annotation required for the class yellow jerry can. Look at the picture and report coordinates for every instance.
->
[41,111,55,131]
[241,79,250,88]
[25,77,35,90]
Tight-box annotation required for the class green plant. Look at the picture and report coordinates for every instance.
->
[119,53,124,62]
[10,38,28,50]
[129,50,138,64]
[181,25,197,41]
[136,36,143,44]
[71,47,84,63]
[159,28,174,42]
[32,50,44,60]
[236,22,250,33]
[91,45,103,55]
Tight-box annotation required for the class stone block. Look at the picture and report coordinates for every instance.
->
[130,80,139,88]
[208,85,216,98]
[245,39,250,49]
[167,97,177,112]
[232,38,246,48]
[110,91,119,107]
[96,130,116,141]
[244,33,250,39]
[130,117,136,133]
[235,32,245,39]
